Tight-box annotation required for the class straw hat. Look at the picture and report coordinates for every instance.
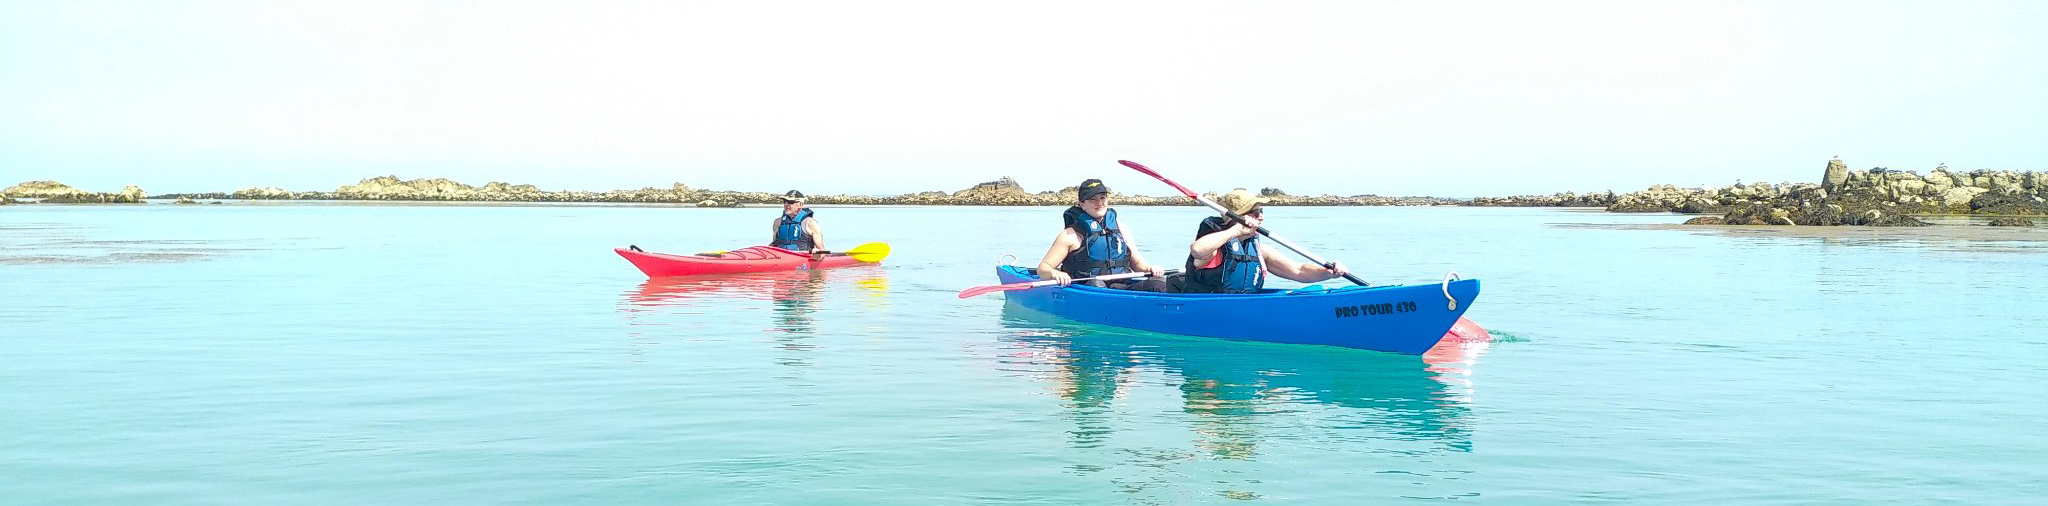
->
[1215,188,1271,215]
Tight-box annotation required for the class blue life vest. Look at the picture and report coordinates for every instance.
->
[771,208,815,251]
[1057,206,1133,277]
[1182,216,1264,293]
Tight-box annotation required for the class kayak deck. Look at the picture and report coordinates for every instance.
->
[616,246,873,278]
[993,265,1479,355]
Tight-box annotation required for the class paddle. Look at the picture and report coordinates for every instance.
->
[956,269,1181,299]
[1118,159,1369,287]
[776,242,891,263]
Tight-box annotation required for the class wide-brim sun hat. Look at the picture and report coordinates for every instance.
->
[1216,188,1271,215]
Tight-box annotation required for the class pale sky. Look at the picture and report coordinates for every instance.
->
[3,0,2043,197]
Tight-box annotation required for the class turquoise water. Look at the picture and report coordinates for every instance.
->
[4,203,2044,504]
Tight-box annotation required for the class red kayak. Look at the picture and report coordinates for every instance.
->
[615,245,882,278]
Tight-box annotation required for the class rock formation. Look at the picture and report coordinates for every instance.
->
[1,181,145,203]
[1590,158,2045,226]
[1472,191,1619,207]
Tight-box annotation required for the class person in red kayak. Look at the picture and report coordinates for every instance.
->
[1034,178,1171,291]
[1175,189,1348,294]
[770,190,824,254]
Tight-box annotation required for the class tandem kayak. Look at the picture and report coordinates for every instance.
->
[616,245,877,278]
[994,265,1480,355]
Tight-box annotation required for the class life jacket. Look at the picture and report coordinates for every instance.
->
[1181,216,1264,293]
[1057,206,1133,277]
[771,208,815,251]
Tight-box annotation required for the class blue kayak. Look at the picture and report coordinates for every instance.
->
[994,265,1481,355]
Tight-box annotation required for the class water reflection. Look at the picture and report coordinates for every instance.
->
[996,302,1487,498]
[619,267,889,364]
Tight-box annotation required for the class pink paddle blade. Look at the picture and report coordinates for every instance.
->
[956,282,1035,299]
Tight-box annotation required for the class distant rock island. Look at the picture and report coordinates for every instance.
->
[1,180,148,204]
[1470,158,2045,226]
[7,159,2042,227]
[7,175,1460,207]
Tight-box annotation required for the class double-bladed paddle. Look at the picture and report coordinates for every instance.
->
[1118,159,1369,287]
[956,269,1180,299]
[779,241,891,263]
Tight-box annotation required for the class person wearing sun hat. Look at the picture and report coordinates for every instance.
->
[768,190,824,253]
[1033,178,1172,292]
[1176,189,1349,294]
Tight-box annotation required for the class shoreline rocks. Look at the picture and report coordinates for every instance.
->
[136,175,1474,207]
[9,159,2039,225]
[1605,158,2043,226]
[1470,191,1619,207]
[1,181,146,203]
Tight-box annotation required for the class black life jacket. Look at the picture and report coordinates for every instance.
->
[1181,216,1264,293]
[1057,206,1133,277]
[771,208,815,251]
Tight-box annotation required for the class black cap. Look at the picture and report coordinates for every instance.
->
[1077,179,1110,201]
[781,190,806,203]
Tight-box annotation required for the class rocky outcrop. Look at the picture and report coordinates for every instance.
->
[1682,216,1726,225]
[174,197,199,205]
[1624,161,2045,219]
[945,177,1045,205]
[232,187,302,199]
[1605,184,1742,213]
[1967,190,2048,216]
[1988,217,2034,226]
[140,175,1458,206]
[1,196,14,205]
[3,180,85,198]
[3,180,145,203]
[1471,191,1618,207]
[1609,158,2044,226]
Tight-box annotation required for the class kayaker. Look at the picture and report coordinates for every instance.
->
[1176,189,1349,293]
[769,190,824,253]
[1034,178,1171,291]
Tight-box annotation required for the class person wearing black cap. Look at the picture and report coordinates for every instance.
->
[1033,178,1171,292]
[769,190,823,253]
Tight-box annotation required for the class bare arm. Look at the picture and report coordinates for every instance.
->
[803,217,823,252]
[1035,229,1080,284]
[1260,248,1347,283]
[1189,220,1257,266]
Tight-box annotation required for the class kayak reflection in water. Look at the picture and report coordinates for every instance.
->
[621,267,888,341]
[1034,178,1171,292]
[1175,189,1350,294]
[998,305,1485,476]
[769,190,824,254]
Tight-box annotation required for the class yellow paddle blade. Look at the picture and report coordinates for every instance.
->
[842,242,890,262]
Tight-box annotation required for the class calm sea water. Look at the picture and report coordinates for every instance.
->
[4,203,2044,505]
